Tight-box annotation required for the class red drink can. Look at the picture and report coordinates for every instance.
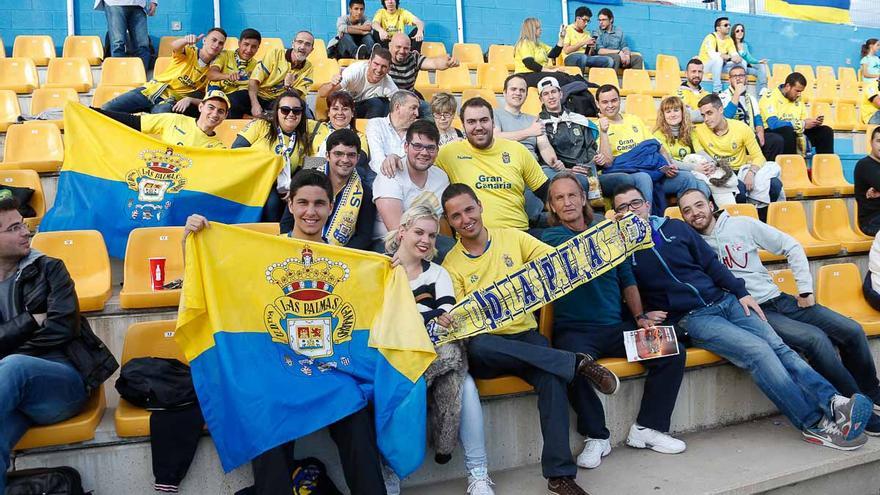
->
[149,257,166,291]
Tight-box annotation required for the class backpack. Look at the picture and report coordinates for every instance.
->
[64,317,119,393]
[5,466,88,495]
[115,357,197,409]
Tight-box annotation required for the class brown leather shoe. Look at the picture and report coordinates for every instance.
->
[576,353,619,395]
[548,476,589,495]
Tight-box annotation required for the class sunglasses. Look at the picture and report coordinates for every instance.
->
[279,106,304,116]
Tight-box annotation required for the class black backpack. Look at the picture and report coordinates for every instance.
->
[5,466,87,495]
[64,317,119,394]
[115,357,197,409]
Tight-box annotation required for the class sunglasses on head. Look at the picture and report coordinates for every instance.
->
[279,106,304,116]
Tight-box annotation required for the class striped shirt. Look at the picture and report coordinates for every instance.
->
[410,260,456,325]
[389,52,426,91]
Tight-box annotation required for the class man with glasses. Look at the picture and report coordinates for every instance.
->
[699,17,745,93]
[562,7,614,73]
[320,47,399,119]
[247,31,315,118]
[719,65,784,161]
[613,184,873,452]
[593,8,642,70]
[676,58,709,123]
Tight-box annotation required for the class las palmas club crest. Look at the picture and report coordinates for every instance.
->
[125,148,191,222]
[263,246,356,375]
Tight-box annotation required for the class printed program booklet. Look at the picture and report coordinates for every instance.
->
[623,326,680,362]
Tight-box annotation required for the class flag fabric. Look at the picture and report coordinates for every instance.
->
[175,223,436,475]
[40,103,282,258]
[765,0,851,24]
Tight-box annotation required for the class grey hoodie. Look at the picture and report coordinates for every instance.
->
[697,211,812,304]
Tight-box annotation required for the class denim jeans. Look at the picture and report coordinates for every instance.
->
[598,170,709,205]
[704,56,747,93]
[459,374,488,472]
[1,354,87,492]
[677,293,837,430]
[355,97,390,119]
[542,165,589,191]
[564,53,615,72]
[104,5,151,71]
[337,33,378,59]
[102,86,153,113]
[869,110,880,125]
[761,293,880,404]
[746,63,769,94]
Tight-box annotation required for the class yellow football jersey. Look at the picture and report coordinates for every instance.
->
[759,86,806,134]
[209,49,260,93]
[442,228,554,336]
[652,129,703,160]
[141,45,210,101]
[372,7,417,36]
[861,84,880,125]
[514,41,551,74]
[698,33,736,63]
[307,120,370,157]
[238,119,306,168]
[563,25,591,49]
[606,113,651,156]
[250,48,314,100]
[676,86,709,110]
[140,114,225,149]
[435,138,547,231]
[693,119,765,170]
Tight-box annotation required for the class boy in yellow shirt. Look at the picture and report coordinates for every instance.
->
[247,31,315,118]
[562,7,614,72]
[206,28,262,119]
[698,17,744,93]
[373,0,425,51]
[760,72,834,155]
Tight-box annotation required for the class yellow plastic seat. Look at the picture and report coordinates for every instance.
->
[0,89,21,132]
[153,56,172,77]
[12,35,55,66]
[771,64,792,81]
[255,37,284,60]
[14,385,106,450]
[815,66,835,85]
[44,57,93,92]
[625,94,656,127]
[487,44,514,71]
[721,203,759,219]
[0,58,39,94]
[462,88,497,107]
[816,263,880,335]
[157,36,180,57]
[29,87,79,129]
[238,222,281,235]
[101,57,146,87]
[810,101,841,130]
[685,348,725,368]
[436,64,473,92]
[420,41,447,58]
[452,43,483,70]
[767,201,841,258]
[621,69,653,96]
[415,69,436,91]
[838,67,858,85]
[115,320,186,437]
[769,269,800,296]
[477,63,508,93]
[0,37,5,58]
[119,227,185,309]
[62,36,103,65]
[90,84,136,108]
[31,230,112,311]
[586,67,618,89]
[655,54,681,76]
[307,39,327,64]
[522,87,541,115]
[0,170,45,229]
[793,65,816,87]
[1,122,64,172]
[777,154,835,197]
[652,67,680,97]
[664,206,682,220]
[835,102,859,131]
[223,36,238,51]
[310,58,340,91]
[354,118,368,134]
[555,66,582,77]
[812,199,871,253]
[811,154,853,195]
[214,118,250,147]
[812,79,836,104]
[838,79,860,105]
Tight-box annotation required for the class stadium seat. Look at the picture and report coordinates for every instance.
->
[721,203,759,219]
[771,63,792,82]
[837,79,860,105]
[812,79,835,104]
[664,206,682,220]
[14,385,106,450]
[62,35,103,65]
[810,154,853,195]
[100,57,146,87]
[355,118,368,134]
[652,67,680,97]
[776,154,835,197]
[815,66,835,85]
[0,122,64,172]
[586,67,618,89]
[31,230,112,311]
[436,65,473,92]
[655,54,681,75]
[415,69,436,91]
[115,320,186,437]
[153,56,172,77]
[90,84,136,108]
[522,87,541,115]
[119,227,185,309]
[812,199,871,253]
[766,201,841,258]
[420,41,447,58]
[793,65,815,87]
[835,102,859,131]
[12,35,55,66]
[255,37,285,60]
[487,44,514,71]
[44,57,93,93]
[223,36,238,51]
[462,88,497,107]
[310,58,340,90]
[476,306,548,397]
[0,170,45,229]
[214,118,250,147]
[0,90,21,132]
[810,102,839,130]
[816,263,880,335]
[0,37,5,58]
[0,58,39,93]
[556,66,582,77]
[452,43,484,70]
[477,63,508,93]
[238,222,281,235]
[624,94,656,127]
[29,87,79,129]
[157,36,180,57]
[307,39,327,63]
[621,69,653,96]
[769,269,799,296]
[838,67,858,85]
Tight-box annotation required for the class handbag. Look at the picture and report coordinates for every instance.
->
[5,466,87,495]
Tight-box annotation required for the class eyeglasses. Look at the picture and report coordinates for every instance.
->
[734,28,744,32]
[1,223,28,234]
[433,112,453,120]
[579,16,590,23]
[330,150,359,160]
[278,106,304,116]
[614,198,646,213]
[408,142,438,152]
[730,72,747,79]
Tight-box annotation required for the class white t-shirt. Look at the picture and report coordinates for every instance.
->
[341,61,399,102]
[372,161,450,239]
[870,235,880,293]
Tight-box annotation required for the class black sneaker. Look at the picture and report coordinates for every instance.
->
[866,413,880,437]
[547,477,589,495]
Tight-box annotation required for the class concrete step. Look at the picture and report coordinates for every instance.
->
[417,416,880,495]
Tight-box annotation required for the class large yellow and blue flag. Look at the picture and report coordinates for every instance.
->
[39,103,281,258]
[175,223,436,475]
[765,0,851,24]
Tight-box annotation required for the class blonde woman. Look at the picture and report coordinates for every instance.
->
[652,96,702,162]
[430,93,463,145]
[385,205,494,495]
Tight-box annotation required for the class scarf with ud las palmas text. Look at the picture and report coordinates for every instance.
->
[434,213,653,344]
[322,163,363,246]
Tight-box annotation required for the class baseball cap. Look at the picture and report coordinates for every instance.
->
[537,77,561,95]
[202,89,230,108]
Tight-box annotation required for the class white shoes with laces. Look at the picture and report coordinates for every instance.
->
[576,437,611,469]
[626,424,687,454]
[466,467,495,495]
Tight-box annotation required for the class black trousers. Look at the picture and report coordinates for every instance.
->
[760,129,785,162]
[373,27,422,53]
[766,125,834,155]
[251,406,386,495]
[227,90,273,119]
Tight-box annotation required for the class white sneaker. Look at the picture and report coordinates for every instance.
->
[382,464,401,495]
[576,437,611,469]
[466,471,495,495]
[626,424,686,454]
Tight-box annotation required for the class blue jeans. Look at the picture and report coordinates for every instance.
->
[104,5,151,71]
[459,374,488,472]
[705,57,747,93]
[542,165,589,191]
[868,110,880,125]
[336,33,377,59]
[762,293,880,404]
[598,170,709,204]
[564,53,614,71]
[677,293,837,430]
[1,354,87,491]
[355,97,390,119]
[746,63,768,94]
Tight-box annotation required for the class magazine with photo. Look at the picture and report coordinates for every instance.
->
[623,325,680,362]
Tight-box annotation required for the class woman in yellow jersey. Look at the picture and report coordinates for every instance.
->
[308,91,370,167]
[652,96,702,162]
[373,0,425,52]
[232,90,313,221]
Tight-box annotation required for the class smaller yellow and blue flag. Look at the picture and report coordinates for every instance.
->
[175,223,436,474]
[765,0,851,24]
